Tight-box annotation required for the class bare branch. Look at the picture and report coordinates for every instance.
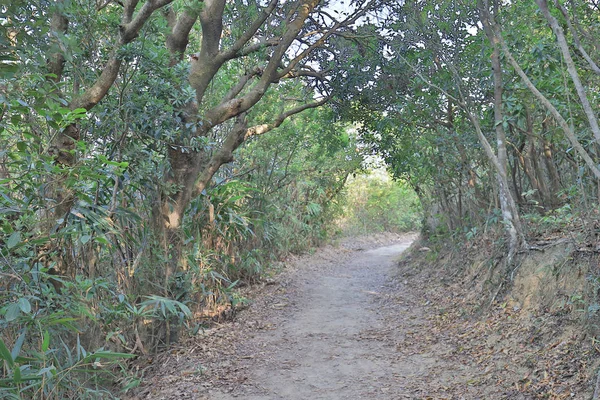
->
[198,0,226,58]
[193,114,249,197]
[279,67,330,81]
[234,38,279,59]
[203,0,321,127]
[96,0,114,12]
[313,9,341,25]
[220,0,279,60]
[48,3,68,83]
[245,96,330,138]
[188,0,227,103]
[71,58,121,111]
[72,0,175,110]
[166,10,199,66]
[123,0,140,24]
[553,0,600,75]
[537,0,600,144]
[278,0,378,79]
[223,67,263,103]
[193,95,330,199]
[121,0,175,44]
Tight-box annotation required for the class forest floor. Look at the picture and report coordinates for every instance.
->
[129,233,595,399]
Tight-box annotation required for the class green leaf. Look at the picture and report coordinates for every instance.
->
[6,231,21,249]
[94,236,109,245]
[0,338,14,368]
[80,234,91,244]
[45,317,78,328]
[80,351,136,364]
[38,366,57,377]
[0,374,43,384]
[14,356,37,364]
[17,298,31,314]
[13,366,21,383]
[10,330,26,361]
[71,107,87,116]
[177,302,192,317]
[42,331,50,352]
[29,236,52,245]
[4,303,21,322]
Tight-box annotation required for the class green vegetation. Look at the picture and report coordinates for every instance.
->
[334,1,600,254]
[337,170,422,235]
[0,1,379,396]
[4,0,600,397]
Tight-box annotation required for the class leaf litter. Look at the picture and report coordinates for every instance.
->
[127,233,597,399]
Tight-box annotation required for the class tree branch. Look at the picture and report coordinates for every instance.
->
[564,1,600,54]
[279,67,330,81]
[220,0,279,60]
[73,0,175,110]
[120,0,175,44]
[553,0,600,74]
[203,0,320,127]
[494,18,600,180]
[123,0,140,24]
[245,96,330,138]
[48,2,69,83]
[198,0,226,58]
[233,38,280,59]
[537,0,600,144]
[278,0,379,78]
[193,95,329,198]
[166,10,199,66]
[223,67,263,103]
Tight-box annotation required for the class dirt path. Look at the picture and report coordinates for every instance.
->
[133,234,598,399]
[210,241,415,400]
[134,235,514,399]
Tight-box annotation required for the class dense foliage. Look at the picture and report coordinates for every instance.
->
[5,0,600,397]
[335,1,600,248]
[0,80,364,398]
[0,1,392,397]
[337,170,422,235]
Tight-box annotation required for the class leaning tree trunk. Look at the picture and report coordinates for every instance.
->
[479,0,526,262]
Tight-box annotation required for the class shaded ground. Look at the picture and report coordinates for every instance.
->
[130,233,595,399]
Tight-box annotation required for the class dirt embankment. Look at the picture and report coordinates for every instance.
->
[128,233,598,399]
[396,236,599,399]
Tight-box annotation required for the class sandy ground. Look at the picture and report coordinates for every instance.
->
[208,241,416,399]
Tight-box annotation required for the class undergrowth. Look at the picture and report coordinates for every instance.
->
[336,169,422,236]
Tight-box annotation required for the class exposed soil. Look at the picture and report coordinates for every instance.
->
[129,233,597,399]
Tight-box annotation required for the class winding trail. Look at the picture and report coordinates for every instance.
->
[211,241,414,399]
[139,235,506,399]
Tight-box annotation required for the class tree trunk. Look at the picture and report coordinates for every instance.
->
[479,0,525,261]
[542,139,562,206]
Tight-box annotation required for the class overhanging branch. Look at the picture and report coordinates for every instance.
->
[245,96,330,138]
